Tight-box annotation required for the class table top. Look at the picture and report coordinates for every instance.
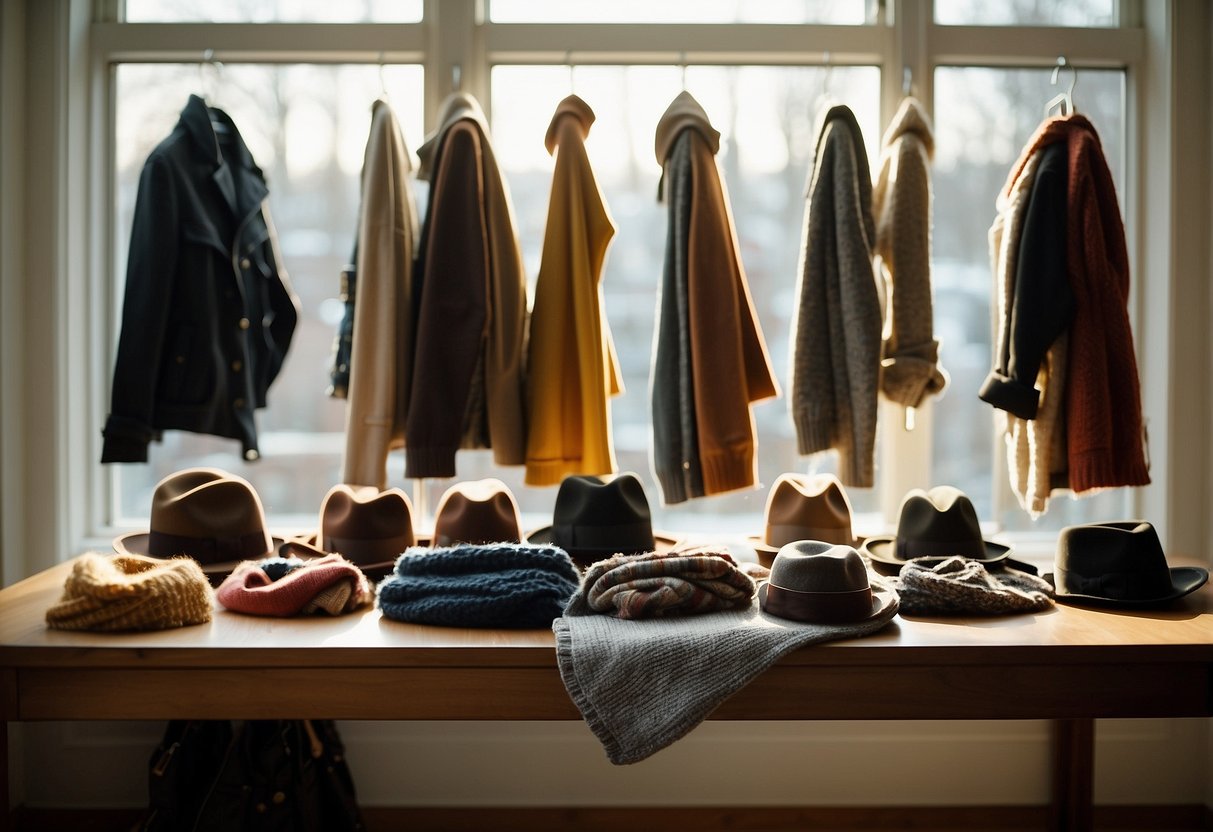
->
[3,556,1210,671]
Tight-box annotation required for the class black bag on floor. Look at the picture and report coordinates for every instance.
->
[143,719,364,832]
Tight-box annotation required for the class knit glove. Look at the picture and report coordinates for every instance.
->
[894,556,1054,616]
[46,552,213,632]
[567,546,755,619]
[377,543,579,629]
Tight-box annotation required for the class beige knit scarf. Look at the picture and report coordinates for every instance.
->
[45,552,213,632]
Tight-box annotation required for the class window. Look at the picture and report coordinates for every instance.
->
[98,1,1142,543]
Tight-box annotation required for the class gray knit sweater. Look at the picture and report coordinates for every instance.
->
[790,104,882,487]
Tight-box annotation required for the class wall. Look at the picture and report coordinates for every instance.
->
[2,0,1211,813]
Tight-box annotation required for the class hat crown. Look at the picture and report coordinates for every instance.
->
[433,478,522,545]
[555,474,651,527]
[149,468,271,550]
[892,486,986,556]
[1055,521,1175,599]
[769,541,870,594]
[764,473,853,547]
[321,485,415,547]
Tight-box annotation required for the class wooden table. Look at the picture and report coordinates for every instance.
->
[2,557,1210,831]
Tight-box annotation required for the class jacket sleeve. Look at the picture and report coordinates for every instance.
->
[979,143,1073,420]
[101,153,181,463]
[259,199,300,393]
[404,123,490,479]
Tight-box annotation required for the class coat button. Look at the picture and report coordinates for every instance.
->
[231,359,242,372]
[238,317,250,330]
[175,355,185,364]
[272,791,286,805]
[240,257,251,269]
[233,397,245,409]
[244,448,260,461]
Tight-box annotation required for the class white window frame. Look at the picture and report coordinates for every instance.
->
[11,0,1197,577]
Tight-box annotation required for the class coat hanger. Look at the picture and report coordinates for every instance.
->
[679,51,688,92]
[1045,56,1077,117]
[903,66,914,98]
[566,50,575,95]
[200,50,229,135]
[378,51,389,100]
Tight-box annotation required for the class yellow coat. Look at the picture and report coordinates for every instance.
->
[525,95,623,486]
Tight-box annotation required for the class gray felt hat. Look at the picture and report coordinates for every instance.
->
[758,540,897,624]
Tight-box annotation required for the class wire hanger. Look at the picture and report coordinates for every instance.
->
[679,51,688,91]
[902,66,914,98]
[378,51,389,99]
[200,49,229,134]
[566,50,575,95]
[1045,56,1077,117]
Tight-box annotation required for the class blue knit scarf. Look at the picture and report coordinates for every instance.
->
[377,543,580,629]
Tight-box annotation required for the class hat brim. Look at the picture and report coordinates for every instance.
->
[746,534,859,568]
[277,536,396,583]
[524,526,680,567]
[756,580,898,624]
[860,535,1011,569]
[114,531,285,586]
[1044,566,1209,608]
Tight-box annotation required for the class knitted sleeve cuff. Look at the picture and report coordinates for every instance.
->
[880,345,949,409]
[100,414,154,463]
[404,445,458,480]
[978,372,1040,420]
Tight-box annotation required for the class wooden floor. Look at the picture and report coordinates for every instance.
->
[12,805,1213,832]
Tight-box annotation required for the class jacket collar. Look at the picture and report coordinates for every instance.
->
[654,91,721,164]
[1001,113,1097,198]
[179,94,267,217]
[882,96,934,158]
[544,94,595,155]
[417,92,492,180]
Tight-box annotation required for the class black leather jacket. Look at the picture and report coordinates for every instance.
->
[102,95,299,463]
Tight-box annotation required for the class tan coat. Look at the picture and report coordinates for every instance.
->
[342,99,419,488]
[525,95,623,486]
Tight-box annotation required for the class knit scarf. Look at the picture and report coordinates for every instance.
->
[568,546,755,620]
[45,552,213,632]
[377,543,579,629]
[216,554,373,617]
[892,556,1054,616]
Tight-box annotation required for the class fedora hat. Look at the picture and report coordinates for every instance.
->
[527,473,678,568]
[113,467,280,586]
[279,484,416,581]
[860,486,1010,570]
[430,478,523,546]
[758,540,897,624]
[1048,521,1208,607]
[749,473,855,567]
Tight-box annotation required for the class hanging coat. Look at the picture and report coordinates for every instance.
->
[790,104,882,488]
[871,96,948,409]
[524,95,623,486]
[102,94,298,464]
[406,92,528,480]
[652,91,779,505]
[342,99,420,489]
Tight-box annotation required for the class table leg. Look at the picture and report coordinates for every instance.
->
[1050,717,1095,832]
[1,719,10,832]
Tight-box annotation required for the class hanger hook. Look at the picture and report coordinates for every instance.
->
[679,50,688,91]
[902,66,913,97]
[821,51,832,98]
[378,51,388,97]
[1051,56,1077,98]
[451,63,462,93]
[566,50,575,94]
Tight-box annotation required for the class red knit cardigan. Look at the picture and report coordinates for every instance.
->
[1002,115,1149,493]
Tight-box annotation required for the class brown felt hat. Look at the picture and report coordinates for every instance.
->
[860,485,1010,570]
[758,540,896,624]
[279,484,416,581]
[113,467,280,586]
[749,473,856,568]
[431,479,523,546]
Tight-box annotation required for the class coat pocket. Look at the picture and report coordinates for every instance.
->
[159,324,213,405]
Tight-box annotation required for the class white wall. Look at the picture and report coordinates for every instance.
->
[3,0,1211,812]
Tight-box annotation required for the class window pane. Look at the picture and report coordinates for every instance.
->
[934,0,1115,27]
[488,64,882,533]
[489,0,869,25]
[112,63,424,526]
[124,0,422,23]
[931,66,1129,532]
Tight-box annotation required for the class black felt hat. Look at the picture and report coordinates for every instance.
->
[1047,521,1208,607]
[860,485,1010,569]
[526,473,677,568]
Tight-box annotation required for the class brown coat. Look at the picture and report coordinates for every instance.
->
[407,93,528,479]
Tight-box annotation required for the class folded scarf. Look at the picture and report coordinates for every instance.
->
[554,578,899,764]
[45,552,213,632]
[216,554,372,616]
[378,543,580,628]
[893,556,1054,616]
[569,546,755,619]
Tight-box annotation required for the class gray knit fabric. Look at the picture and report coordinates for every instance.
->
[790,104,882,487]
[553,586,899,764]
[893,556,1054,616]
